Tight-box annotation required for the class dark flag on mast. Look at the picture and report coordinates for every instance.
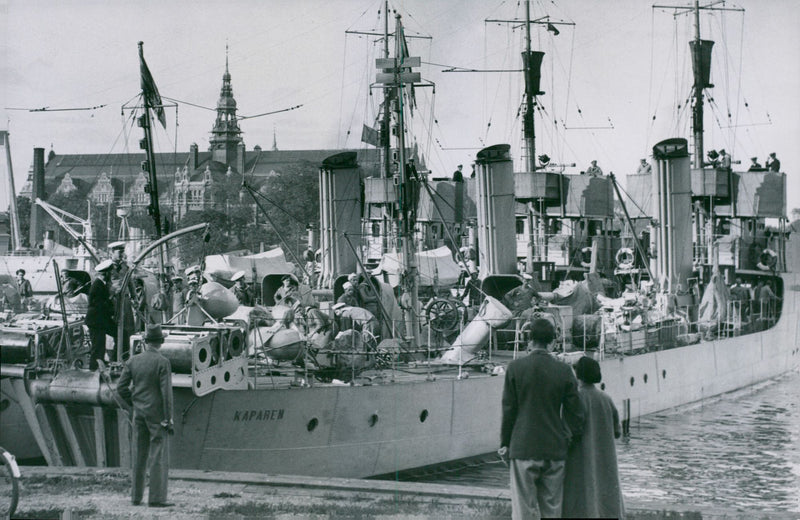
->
[361,124,380,147]
[138,42,167,129]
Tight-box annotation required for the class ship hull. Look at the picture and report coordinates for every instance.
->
[4,273,798,478]
[167,300,798,478]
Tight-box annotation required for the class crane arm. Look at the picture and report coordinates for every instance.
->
[34,198,100,260]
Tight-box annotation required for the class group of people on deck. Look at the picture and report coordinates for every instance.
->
[336,272,381,320]
[500,318,625,519]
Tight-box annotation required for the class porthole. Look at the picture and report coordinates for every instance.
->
[662,369,667,379]
[198,348,208,363]
[419,409,429,423]
[211,375,217,385]
[629,377,635,387]
[195,381,201,389]
[600,383,606,391]
[307,418,318,432]
[224,371,230,382]
[369,413,379,427]
[643,373,648,383]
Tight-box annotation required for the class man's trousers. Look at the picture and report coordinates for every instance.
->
[131,414,169,505]
[510,458,565,520]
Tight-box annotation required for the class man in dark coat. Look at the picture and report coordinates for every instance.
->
[85,260,115,370]
[500,318,584,520]
[765,152,781,172]
[109,241,135,360]
[116,323,174,508]
[231,271,253,306]
[15,268,33,299]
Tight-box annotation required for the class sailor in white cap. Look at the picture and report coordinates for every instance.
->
[108,241,134,360]
[185,265,202,284]
[86,259,116,370]
[183,265,205,306]
[231,271,252,306]
[274,274,298,305]
[337,281,359,307]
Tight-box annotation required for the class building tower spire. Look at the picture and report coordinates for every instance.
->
[272,124,278,151]
[209,42,242,164]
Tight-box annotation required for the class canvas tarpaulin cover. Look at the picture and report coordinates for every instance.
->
[204,248,294,282]
[372,246,461,287]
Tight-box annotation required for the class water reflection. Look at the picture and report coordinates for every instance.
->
[400,371,800,512]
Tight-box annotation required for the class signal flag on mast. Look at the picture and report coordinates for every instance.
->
[138,42,167,129]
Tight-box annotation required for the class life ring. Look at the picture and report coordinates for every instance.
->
[580,247,593,268]
[615,247,635,269]
[757,249,777,271]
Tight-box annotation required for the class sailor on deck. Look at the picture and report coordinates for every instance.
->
[231,271,253,306]
[109,241,135,360]
[170,276,185,320]
[274,274,298,305]
[337,281,360,307]
[748,157,763,171]
[86,260,115,371]
[585,160,603,177]
[15,269,33,308]
[452,164,464,182]
[718,149,731,169]
[765,152,781,172]
[636,158,652,175]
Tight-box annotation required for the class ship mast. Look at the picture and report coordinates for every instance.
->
[690,0,704,169]
[393,14,420,348]
[655,1,743,168]
[523,0,536,172]
[136,42,169,300]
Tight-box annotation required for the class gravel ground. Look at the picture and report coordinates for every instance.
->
[11,468,799,519]
[11,469,510,519]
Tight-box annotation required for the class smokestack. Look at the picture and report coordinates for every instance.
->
[475,144,517,277]
[318,152,361,287]
[29,147,46,249]
[652,138,692,292]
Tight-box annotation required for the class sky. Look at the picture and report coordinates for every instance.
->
[2,0,799,214]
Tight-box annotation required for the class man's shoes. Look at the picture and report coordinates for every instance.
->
[148,502,175,508]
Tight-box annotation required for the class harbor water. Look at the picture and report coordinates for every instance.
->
[401,369,800,513]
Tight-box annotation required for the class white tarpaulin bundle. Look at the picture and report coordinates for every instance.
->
[372,246,461,287]
[204,248,294,283]
[698,270,730,329]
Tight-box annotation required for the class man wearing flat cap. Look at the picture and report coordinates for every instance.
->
[116,323,174,508]
[86,260,116,370]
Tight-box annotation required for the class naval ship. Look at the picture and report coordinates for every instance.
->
[0,0,797,478]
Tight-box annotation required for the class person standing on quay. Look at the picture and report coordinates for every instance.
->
[116,323,174,508]
[562,356,625,519]
[499,318,584,520]
[85,260,115,371]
